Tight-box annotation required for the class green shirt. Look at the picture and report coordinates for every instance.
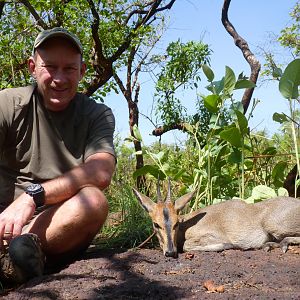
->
[0,85,115,210]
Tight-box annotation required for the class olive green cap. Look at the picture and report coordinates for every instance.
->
[33,27,83,54]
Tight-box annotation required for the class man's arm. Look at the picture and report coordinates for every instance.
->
[0,152,115,239]
[42,152,116,205]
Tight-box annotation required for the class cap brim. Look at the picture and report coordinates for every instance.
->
[34,32,82,54]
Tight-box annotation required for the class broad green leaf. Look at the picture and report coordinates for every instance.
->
[204,94,222,113]
[235,110,248,135]
[272,112,289,124]
[224,66,236,94]
[251,185,277,200]
[212,198,223,204]
[262,146,277,156]
[219,127,243,148]
[152,151,165,162]
[202,64,214,81]
[272,161,288,187]
[245,196,255,204]
[279,58,300,99]
[206,78,225,94]
[132,124,143,142]
[133,165,161,179]
[277,187,289,197]
[234,79,256,90]
[173,169,186,180]
[228,148,242,163]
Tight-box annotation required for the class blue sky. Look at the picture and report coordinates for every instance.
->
[106,0,297,145]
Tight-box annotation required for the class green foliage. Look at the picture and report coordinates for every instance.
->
[275,59,300,190]
[155,39,211,126]
[0,0,161,98]
[245,185,289,203]
[123,63,299,210]
[156,40,211,91]
[278,1,300,55]
[262,2,299,80]
[98,185,154,250]
[279,58,300,99]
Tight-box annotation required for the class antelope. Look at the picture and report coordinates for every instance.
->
[133,181,300,258]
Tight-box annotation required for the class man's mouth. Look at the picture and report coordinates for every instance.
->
[51,86,68,92]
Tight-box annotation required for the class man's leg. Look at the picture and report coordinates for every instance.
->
[23,186,109,259]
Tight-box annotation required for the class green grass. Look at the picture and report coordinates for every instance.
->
[95,185,156,250]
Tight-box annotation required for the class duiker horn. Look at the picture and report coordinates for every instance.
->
[165,177,172,203]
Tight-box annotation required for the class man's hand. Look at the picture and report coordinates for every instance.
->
[0,194,36,244]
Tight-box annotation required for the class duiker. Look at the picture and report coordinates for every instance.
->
[133,181,300,258]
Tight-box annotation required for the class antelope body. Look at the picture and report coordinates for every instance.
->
[133,186,300,258]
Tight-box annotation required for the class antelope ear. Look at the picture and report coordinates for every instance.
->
[174,191,196,212]
[132,188,155,213]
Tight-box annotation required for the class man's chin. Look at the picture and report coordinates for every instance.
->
[46,98,71,111]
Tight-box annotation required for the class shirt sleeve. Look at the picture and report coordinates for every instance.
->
[0,89,12,151]
[84,102,116,161]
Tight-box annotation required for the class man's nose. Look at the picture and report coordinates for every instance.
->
[52,69,68,83]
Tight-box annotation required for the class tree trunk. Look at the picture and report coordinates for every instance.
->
[221,0,261,114]
[128,101,147,192]
[283,165,300,198]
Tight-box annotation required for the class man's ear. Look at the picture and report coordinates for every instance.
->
[28,57,36,78]
[80,61,87,80]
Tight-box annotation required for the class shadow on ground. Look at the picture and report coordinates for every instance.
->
[2,246,300,299]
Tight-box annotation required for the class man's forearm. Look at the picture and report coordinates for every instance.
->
[41,153,115,205]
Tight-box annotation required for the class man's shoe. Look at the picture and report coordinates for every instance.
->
[0,233,45,284]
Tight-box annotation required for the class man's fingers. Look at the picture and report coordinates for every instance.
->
[2,220,14,238]
[12,223,23,238]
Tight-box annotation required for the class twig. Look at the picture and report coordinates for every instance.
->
[135,231,156,249]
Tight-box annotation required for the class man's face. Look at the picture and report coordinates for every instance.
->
[28,38,86,111]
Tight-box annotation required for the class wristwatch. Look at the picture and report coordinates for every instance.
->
[25,183,45,208]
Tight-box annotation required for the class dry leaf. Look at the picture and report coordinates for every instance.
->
[203,279,225,293]
[289,246,300,254]
[185,252,194,260]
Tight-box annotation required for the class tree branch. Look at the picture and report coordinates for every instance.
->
[124,0,176,24]
[85,0,176,96]
[152,122,188,136]
[110,0,176,62]
[221,0,261,113]
[84,0,113,96]
[113,72,127,97]
[19,0,47,29]
[0,1,5,19]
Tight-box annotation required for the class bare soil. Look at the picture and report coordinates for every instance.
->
[1,244,300,300]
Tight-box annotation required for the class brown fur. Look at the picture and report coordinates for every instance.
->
[133,188,300,257]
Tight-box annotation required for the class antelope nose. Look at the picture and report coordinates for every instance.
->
[165,251,178,258]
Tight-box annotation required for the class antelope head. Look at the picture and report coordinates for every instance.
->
[133,179,195,258]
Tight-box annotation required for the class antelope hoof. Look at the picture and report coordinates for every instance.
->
[280,242,289,253]
[262,242,279,252]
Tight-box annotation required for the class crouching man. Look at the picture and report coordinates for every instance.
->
[0,27,116,283]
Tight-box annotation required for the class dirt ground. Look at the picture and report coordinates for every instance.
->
[1,244,299,300]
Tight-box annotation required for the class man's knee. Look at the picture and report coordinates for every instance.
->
[76,186,109,227]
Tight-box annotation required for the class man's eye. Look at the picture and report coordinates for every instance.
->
[65,67,78,72]
[45,65,55,70]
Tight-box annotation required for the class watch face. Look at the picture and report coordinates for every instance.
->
[27,184,42,193]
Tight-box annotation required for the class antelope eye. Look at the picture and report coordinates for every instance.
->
[153,222,161,229]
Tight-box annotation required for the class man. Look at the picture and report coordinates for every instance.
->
[0,27,116,283]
